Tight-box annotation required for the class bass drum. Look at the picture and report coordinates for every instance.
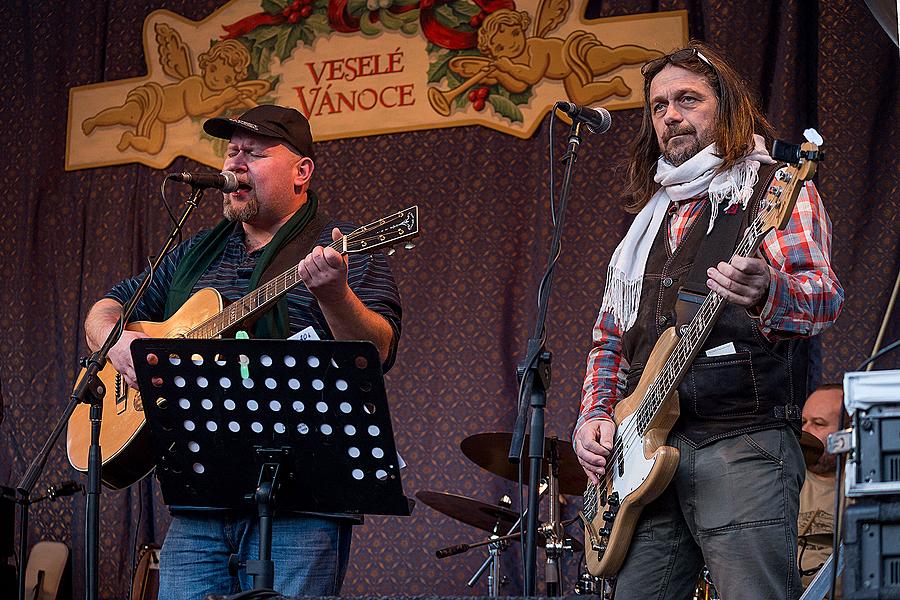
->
[131,544,161,600]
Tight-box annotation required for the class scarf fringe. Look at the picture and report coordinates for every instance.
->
[600,266,643,331]
[706,160,760,233]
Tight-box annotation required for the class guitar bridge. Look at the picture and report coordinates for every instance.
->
[115,375,128,415]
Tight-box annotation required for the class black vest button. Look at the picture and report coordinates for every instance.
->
[662,276,674,288]
[658,315,669,326]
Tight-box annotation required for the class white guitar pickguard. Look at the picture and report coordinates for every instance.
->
[609,411,656,499]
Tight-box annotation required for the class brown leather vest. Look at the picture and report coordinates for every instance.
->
[621,168,809,446]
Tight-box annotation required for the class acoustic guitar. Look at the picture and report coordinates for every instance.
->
[580,137,823,577]
[67,206,419,489]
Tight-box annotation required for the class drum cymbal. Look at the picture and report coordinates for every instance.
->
[416,490,517,534]
[415,490,583,551]
[461,432,587,496]
[799,431,825,467]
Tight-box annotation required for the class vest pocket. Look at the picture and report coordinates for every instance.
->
[683,351,760,418]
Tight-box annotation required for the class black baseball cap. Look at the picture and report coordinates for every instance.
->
[204,105,315,160]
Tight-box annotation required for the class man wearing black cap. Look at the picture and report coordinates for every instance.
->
[83,104,402,598]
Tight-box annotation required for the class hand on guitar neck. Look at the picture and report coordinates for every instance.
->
[574,418,616,485]
[706,255,772,310]
[85,298,150,388]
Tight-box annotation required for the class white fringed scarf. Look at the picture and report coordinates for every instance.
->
[600,135,774,332]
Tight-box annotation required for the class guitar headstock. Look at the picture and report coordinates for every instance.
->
[758,134,824,233]
[341,206,419,255]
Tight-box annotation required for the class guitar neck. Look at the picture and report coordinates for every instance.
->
[185,238,344,339]
[635,216,770,432]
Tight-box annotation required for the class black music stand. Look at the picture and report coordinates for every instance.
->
[132,338,409,591]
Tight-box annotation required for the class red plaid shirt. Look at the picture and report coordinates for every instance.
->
[576,180,844,434]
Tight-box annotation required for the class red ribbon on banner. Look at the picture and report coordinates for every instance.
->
[419,0,514,49]
[222,12,286,39]
[328,0,361,32]
[222,0,516,49]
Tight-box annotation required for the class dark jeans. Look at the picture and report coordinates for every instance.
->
[614,427,806,600]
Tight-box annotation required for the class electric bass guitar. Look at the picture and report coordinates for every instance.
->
[581,135,824,577]
[67,206,419,489]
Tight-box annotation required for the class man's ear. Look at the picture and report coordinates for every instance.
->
[294,156,314,188]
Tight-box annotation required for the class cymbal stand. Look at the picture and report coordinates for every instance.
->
[451,485,547,595]
[470,495,514,596]
[466,528,509,596]
[540,440,576,596]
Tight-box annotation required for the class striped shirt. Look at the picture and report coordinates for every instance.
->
[106,219,402,371]
[576,180,844,434]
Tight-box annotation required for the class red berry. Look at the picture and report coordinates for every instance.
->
[291,0,302,8]
[467,90,477,102]
[300,5,313,17]
[282,7,292,16]
[477,87,489,100]
[473,99,485,111]
[288,11,301,23]
[469,15,480,27]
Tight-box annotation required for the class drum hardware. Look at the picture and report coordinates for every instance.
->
[693,566,720,600]
[460,432,585,595]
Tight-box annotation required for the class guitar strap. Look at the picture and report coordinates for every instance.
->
[237,209,331,337]
[674,161,782,328]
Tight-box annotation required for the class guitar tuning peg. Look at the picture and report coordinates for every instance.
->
[386,247,396,256]
[404,242,416,250]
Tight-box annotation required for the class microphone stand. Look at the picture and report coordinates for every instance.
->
[14,184,207,600]
[508,119,585,595]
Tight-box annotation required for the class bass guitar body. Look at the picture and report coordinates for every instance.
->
[584,328,682,577]
[66,288,223,489]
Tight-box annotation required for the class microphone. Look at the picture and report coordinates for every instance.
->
[555,101,612,134]
[168,171,239,193]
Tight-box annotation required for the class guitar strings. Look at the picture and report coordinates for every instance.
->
[583,192,784,509]
[183,212,409,339]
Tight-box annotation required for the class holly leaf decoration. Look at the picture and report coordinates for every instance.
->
[453,1,481,17]
[347,0,368,15]
[489,94,524,123]
[305,13,331,36]
[434,5,464,28]
[262,0,289,13]
[427,51,456,84]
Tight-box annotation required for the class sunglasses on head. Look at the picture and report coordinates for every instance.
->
[640,47,718,80]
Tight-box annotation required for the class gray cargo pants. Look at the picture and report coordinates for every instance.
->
[613,427,806,600]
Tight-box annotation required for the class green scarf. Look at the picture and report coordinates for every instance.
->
[164,191,318,338]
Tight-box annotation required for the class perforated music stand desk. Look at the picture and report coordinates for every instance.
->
[133,338,408,515]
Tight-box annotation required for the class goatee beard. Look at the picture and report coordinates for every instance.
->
[664,137,703,166]
[224,196,259,222]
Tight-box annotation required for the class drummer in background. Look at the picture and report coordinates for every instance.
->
[797,383,846,592]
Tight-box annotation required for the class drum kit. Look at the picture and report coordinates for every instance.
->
[416,430,826,598]
[416,431,601,596]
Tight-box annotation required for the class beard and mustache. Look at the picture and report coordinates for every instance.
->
[662,124,708,166]
[223,193,259,223]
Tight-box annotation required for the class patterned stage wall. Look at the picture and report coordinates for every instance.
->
[1,0,897,598]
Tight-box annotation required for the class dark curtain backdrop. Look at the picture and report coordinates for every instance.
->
[2,0,897,598]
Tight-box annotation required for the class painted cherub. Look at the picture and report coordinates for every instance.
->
[462,5,663,106]
[82,24,270,154]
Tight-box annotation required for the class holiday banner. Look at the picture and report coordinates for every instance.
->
[66,0,686,170]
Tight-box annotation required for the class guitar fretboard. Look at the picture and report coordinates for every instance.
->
[632,208,770,434]
[185,238,343,339]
